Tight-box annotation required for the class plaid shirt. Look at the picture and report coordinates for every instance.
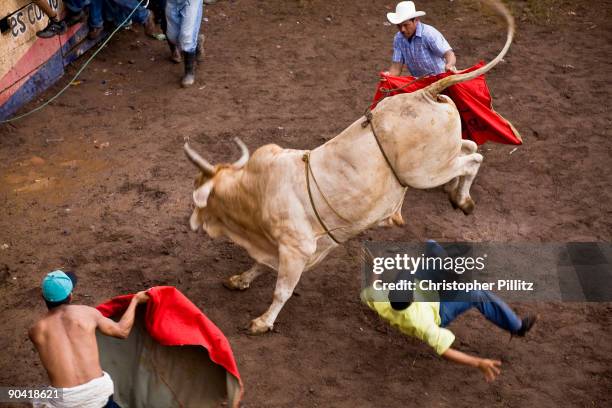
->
[392,22,452,77]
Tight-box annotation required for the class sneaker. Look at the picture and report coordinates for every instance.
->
[88,26,104,40]
[65,10,85,27]
[36,19,67,38]
[516,314,538,337]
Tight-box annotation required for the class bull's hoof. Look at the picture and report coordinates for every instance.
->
[223,275,250,291]
[449,196,459,210]
[460,198,475,215]
[248,318,272,335]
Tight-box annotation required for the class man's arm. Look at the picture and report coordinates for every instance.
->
[95,291,149,339]
[443,50,457,72]
[442,347,502,382]
[387,62,404,76]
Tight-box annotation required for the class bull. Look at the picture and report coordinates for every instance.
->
[185,0,515,334]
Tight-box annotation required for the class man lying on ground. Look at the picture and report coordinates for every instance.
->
[362,240,537,382]
[29,270,149,407]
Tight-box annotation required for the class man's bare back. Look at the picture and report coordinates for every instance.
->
[30,276,148,390]
[29,305,105,387]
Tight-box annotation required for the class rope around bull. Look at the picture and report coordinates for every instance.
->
[301,75,427,244]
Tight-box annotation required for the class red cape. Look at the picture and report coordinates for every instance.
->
[372,62,522,145]
[97,286,243,406]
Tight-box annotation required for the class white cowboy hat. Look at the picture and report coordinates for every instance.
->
[387,1,426,25]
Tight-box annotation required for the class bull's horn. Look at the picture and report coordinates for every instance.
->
[184,143,215,176]
[232,137,250,169]
[425,0,515,97]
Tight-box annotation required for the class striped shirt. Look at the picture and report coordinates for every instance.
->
[392,22,452,77]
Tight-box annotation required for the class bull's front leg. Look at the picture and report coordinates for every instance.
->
[224,263,269,291]
[249,246,308,334]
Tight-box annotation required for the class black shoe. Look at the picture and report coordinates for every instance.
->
[36,19,67,38]
[516,314,537,337]
[65,10,85,27]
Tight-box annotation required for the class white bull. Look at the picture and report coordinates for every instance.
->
[185,0,515,334]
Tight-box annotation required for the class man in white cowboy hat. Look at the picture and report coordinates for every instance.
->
[386,1,457,77]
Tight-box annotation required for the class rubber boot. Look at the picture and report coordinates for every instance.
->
[196,34,205,62]
[168,41,182,63]
[181,51,196,88]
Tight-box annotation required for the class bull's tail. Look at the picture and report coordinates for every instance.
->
[425,0,515,98]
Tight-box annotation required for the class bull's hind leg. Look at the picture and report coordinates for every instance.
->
[450,153,483,215]
[444,140,476,197]
[249,246,308,334]
[445,140,482,214]
[224,263,269,291]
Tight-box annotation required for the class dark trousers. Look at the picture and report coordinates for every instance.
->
[104,395,121,408]
[439,290,522,333]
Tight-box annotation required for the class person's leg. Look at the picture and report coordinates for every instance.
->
[35,0,67,38]
[103,395,122,408]
[80,0,105,39]
[468,290,523,333]
[63,0,85,13]
[165,0,182,62]
[178,0,203,87]
[165,0,181,45]
[34,0,58,19]
[439,300,474,327]
[63,0,87,26]
[158,0,168,34]
[178,0,203,53]
[88,0,105,29]
[111,0,150,25]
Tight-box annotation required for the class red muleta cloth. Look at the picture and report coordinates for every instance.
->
[96,286,243,400]
[372,62,522,145]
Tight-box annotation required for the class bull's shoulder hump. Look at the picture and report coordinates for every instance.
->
[250,144,304,162]
[253,143,284,155]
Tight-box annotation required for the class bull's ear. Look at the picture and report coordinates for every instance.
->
[193,180,214,208]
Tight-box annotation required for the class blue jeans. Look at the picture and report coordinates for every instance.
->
[439,290,522,334]
[165,0,203,52]
[110,0,151,24]
[65,0,104,28]
[104,395,121,408]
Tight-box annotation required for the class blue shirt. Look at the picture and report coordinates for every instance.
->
[392,22,452,77]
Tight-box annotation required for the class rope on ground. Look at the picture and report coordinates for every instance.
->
[1,0,149,124]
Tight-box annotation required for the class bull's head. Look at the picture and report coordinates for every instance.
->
[184,138,250,231]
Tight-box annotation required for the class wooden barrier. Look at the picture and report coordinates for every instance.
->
[0,1,102,121]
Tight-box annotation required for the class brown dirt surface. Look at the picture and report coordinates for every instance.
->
[1,0,611,407]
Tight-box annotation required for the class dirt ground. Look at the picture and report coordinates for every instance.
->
[1,0,611,406]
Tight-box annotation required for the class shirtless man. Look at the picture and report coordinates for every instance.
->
[29,270,149,408]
